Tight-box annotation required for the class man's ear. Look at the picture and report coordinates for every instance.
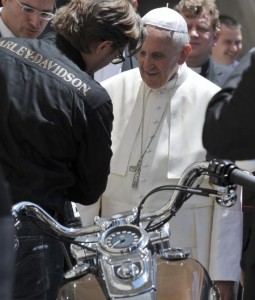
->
[132,0,138,10]
[95,40,113,55]
[178,44,192,65]
[1,0,7,7]
[213,28,220,46]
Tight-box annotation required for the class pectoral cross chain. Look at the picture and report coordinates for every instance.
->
[129,158,143,189]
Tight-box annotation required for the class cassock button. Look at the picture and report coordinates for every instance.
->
[143,164,149,168]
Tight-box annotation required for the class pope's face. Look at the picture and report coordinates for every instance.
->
[1,0,55,38]
[138,26,180,89]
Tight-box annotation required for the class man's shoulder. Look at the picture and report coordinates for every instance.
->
[101,67,141,87]
[220,47,255,90]
[0,37,110,107]
[185,66,220,92]
[101,68,142,107]
[0,35,86,79]
[101,68,142,97]
[212,60,231,77]
[0,36,71,72]
[208,59,232,87]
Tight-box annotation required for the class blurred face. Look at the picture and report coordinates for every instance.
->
[182,11,218,67]
[212,25,242,65]
[1,0,55,38]
[138,26,184,89]
[82,41,124,75]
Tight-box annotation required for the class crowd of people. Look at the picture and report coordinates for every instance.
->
[0,0,254,300]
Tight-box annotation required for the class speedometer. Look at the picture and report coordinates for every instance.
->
[99,224,148,253]
[106,228,141,249]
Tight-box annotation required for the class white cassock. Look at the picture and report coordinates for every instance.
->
[84,64,242,281]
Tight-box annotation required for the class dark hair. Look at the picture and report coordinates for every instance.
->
[219,15,242,30]
[175,0,220,31]
[51,0,145,55]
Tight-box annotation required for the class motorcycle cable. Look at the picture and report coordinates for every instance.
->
[135,184,218,231]
[172,168,209,212]
[144,209,176,232]
[138,168,211,231]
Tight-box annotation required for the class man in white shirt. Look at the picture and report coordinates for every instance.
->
[0,0,55,38]
[99,7,242,300]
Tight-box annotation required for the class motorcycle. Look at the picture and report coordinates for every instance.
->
[12,159,254,300]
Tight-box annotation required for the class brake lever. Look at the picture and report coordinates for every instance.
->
[208,159,238,186]
[208,159,238,207]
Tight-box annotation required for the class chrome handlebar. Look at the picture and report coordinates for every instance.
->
[12,201,101,239]
[12,160,241,239]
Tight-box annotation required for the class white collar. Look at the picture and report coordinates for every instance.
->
[110,64,188,177]
[0,7,15,37]
[189,66,202,74]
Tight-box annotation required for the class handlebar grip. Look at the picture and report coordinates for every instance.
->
[230,168,255,191]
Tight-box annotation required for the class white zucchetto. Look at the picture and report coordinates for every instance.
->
[142,7,188,34]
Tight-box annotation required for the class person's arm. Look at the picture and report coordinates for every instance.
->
[203,48,255,160]
[68,98,113,206]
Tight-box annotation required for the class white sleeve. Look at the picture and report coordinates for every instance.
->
[76,200,101,227]
[209,186,243,281]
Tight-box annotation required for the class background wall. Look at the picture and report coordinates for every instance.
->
[137,0,255,59]
[137,0,179,16]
